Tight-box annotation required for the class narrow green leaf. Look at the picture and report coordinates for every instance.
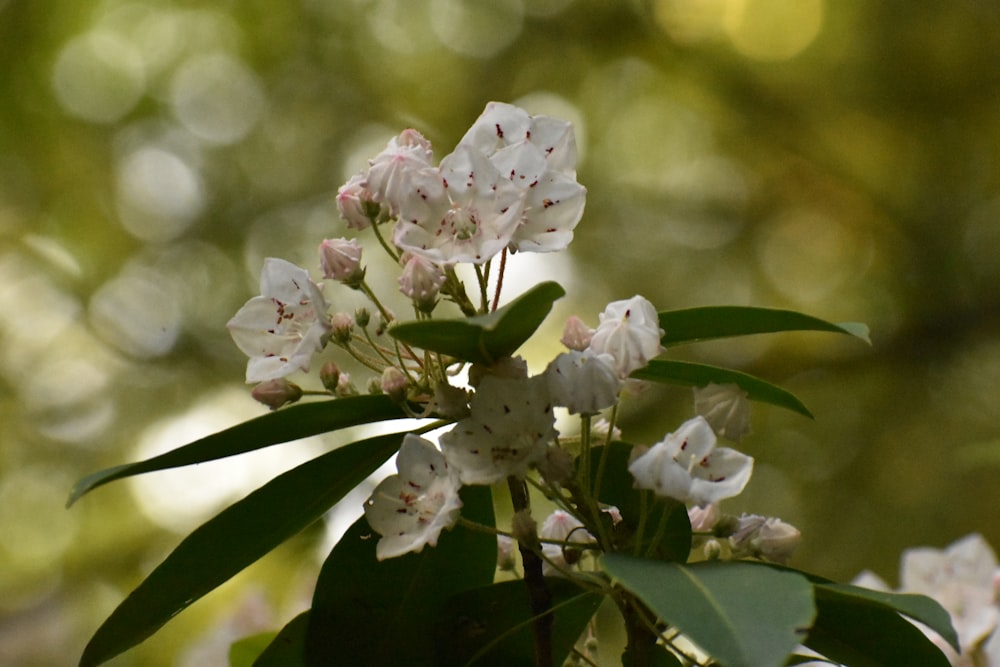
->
[67,395,408,506]
[804,584,953,667]
[78,431,406,667]
[435,579,605,666]
[631,360,814,418]
[659,306,870,348]
[252,611,309,667]
[305,486,497,666]
[603,555,815,667]
[390,281,565,365]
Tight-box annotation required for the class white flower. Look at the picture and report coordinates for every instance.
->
[694,383,752,442]
[392,145,525,265]
[319,237,364,282]
[539,509,595,575]
[440,375,557,485]
[588,295,664,378]
[628,416,753,505]
[544,350,620,415]
[458,101,585,254]
[366,128,435,214]
[363,434,463,560]
[398,251,446,309]
[227,258,331,383]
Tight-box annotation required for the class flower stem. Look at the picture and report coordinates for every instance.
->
[507,476,553,667]
[491,248,508,312]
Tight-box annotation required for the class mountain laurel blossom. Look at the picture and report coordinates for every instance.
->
[226,258,331,383]
[363,434,463,560]
[628,416,753,505]
[544,350,620,415]
[439,374,557,485]
[693,382,752,442]
[587,295,664,378]
[366,128,434,214]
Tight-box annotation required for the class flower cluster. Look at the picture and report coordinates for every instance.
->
[223,103,777,566]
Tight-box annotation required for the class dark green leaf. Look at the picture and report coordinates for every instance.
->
[658,306,870,348]
[252,611,309,667]
[631,360,813,418]
[435,578,605,667]
[804,584,953,667]
[585,442,692,561]
[389,281,565,365]
[229,632,276,667]
[68,395,408,506]
[603,555,815,667]
[78,431,406,667]
[305,486,497,667]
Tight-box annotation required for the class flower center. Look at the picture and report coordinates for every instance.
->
[444,206,480,241]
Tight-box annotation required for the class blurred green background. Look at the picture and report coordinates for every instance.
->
[2,0,1000,664]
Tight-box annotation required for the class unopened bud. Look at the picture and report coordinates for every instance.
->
[366,376,382,395]
[331,312,355,344]
[752,518,801,564]
[251,379,302,410]
[703,538,723,561]
[398,252,445,312]
[688,503,721,533]
[319,237,365,286]
[336,173,378,230]
[380,366,408,403]
[354,307,371,328]
[320,362,340,392]
[335,372,357,397]
[561,315,594,351]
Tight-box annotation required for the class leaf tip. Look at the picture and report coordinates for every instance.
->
[837,322,871,345]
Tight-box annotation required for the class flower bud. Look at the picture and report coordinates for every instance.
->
[398,252,445,312]
[319,238,365,286]
[335,371,357,397]
[336,173,378,230]
[330,312,355,344]
[354,307,371,328]
[380,366,408,403]
[320,362,340,392]
[688,503,721,533]
[251,378,302,410]
[366,376,382,395]
[752,518,801,564]
[703,538,723,561]
[561,315,594,351]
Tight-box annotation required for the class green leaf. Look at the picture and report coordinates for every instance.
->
[78,431,406,667]
[602,555,815,667]
[252,611,309,667]
[435,578,605,667]
[68,395,408,506]
[658,306,870,348]
[804,583,954,667]
[389,281,565,365]
[305,486,497,666]
[631,360,814,418]
[229,632,276,667]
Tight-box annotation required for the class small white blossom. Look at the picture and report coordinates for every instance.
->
[319,237,364,282]
[440,375,557,485]
[227,259,331,383]
[628,416,753,505]
[694,383,752,442]
[366,129,434,214]
[539,509,595,575]
[392,145,525,265]
[588,295,664,378]
[544,350,620,415]
[363,434,463,560]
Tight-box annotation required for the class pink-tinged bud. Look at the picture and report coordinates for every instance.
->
[398,252,445,312]
[320,362,340,392]
[561,315,594,351]
[319,237,364,285]
[251,378,302,410]
[335,371,357,397]
[330,312,355,344]
[688,503,721,533]
[752,518,801,564]
[336,173,378,230]
[380,366,408,402]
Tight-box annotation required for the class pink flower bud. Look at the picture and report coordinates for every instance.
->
[319,237,364,285]
[251,378,302,410]
[320,362,340,392]
[330,312,355,344]
[561,315,594,351]
[380,366,408,402]
[336,173,378,230]
[398,252,445,311]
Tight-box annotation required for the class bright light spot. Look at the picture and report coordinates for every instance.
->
[755,208,871,305]
[170,53,266,145]
[129,388,322,533]
[653,0,728,44]
[723,0,824,61]
[116,146,205,243]
[51,30,146,123]
[22,234,83,279]
[0,466,78,570]
[430,0,524,58]
[367,0,440,54]
[88,264,182,358]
